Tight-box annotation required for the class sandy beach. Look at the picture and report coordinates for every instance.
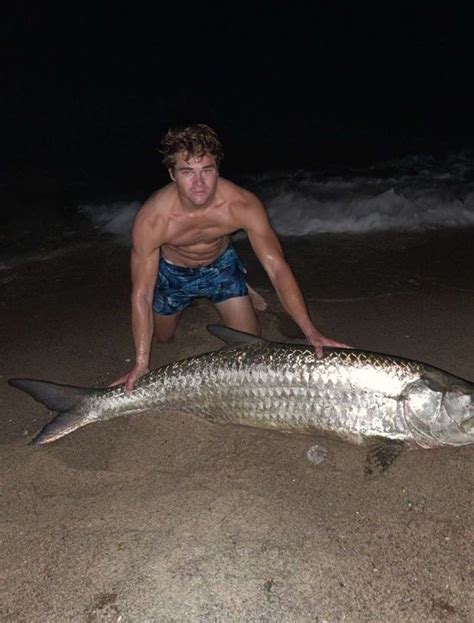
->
[1,231,473,621]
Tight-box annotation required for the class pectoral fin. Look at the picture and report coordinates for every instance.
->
[365,437,405,475]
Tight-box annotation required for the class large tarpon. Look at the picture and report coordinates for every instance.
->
[9,325,474,473]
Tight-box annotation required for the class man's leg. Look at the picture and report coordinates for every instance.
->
[214,296,259,335]
[153,311,182,342]
[247,284,268,312]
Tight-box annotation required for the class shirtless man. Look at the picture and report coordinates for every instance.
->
[119,124,348,391]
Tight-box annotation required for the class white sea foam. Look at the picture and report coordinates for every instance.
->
[79,201,141,241]
[264,188,474,235]
[2,150,472,273]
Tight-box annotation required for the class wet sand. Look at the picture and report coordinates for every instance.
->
[1,231,473,621]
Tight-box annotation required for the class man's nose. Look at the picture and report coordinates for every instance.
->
[193,174,205,186]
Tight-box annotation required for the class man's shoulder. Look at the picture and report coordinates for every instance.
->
[217,178,267,232]
[218,177,262,208]
[132,185,175,245]
[134,185,175,226]
[139,184,176,214]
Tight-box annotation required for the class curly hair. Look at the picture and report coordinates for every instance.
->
[160,124,224,170]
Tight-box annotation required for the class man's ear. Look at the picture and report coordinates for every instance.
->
[168,168,176,182]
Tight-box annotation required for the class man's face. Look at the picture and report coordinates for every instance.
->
[170,151,219,206]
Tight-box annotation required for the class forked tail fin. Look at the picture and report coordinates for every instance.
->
[8,378,93,445]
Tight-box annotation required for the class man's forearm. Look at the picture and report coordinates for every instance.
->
[271,264,319,338]
[131,296,154,367]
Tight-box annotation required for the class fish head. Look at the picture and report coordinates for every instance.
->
[403,369,474,448]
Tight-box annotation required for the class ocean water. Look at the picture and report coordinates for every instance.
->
[1,148,473,271]
[80,149,474,238]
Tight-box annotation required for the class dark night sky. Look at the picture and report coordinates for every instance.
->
[3,4,473,181]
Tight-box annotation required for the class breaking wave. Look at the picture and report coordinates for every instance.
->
[81,150,474,240]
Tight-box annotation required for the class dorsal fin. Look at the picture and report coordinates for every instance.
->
[206,324,265,345]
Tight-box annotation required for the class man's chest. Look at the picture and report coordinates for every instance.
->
[165,212,239,246]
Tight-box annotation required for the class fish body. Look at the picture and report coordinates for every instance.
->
[9,326,474,472]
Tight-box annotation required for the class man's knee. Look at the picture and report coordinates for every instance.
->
[154,330,175,343]
[216,296,259,335]
[153,314,180,342]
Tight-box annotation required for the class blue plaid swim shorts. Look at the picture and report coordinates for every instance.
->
[152,245,248,316]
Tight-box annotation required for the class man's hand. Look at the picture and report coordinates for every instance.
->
[109,363,150,392]
[306,330,350,358]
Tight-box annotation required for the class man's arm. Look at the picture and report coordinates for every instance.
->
[113,204,163,390]
[241,196,349,356]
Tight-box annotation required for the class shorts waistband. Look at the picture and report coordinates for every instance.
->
[160,244,234,275]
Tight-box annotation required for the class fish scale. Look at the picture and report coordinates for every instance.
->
[95,345,424,438]
[8,326,474,472]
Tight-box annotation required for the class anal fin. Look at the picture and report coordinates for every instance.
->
[365,437,405,476]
